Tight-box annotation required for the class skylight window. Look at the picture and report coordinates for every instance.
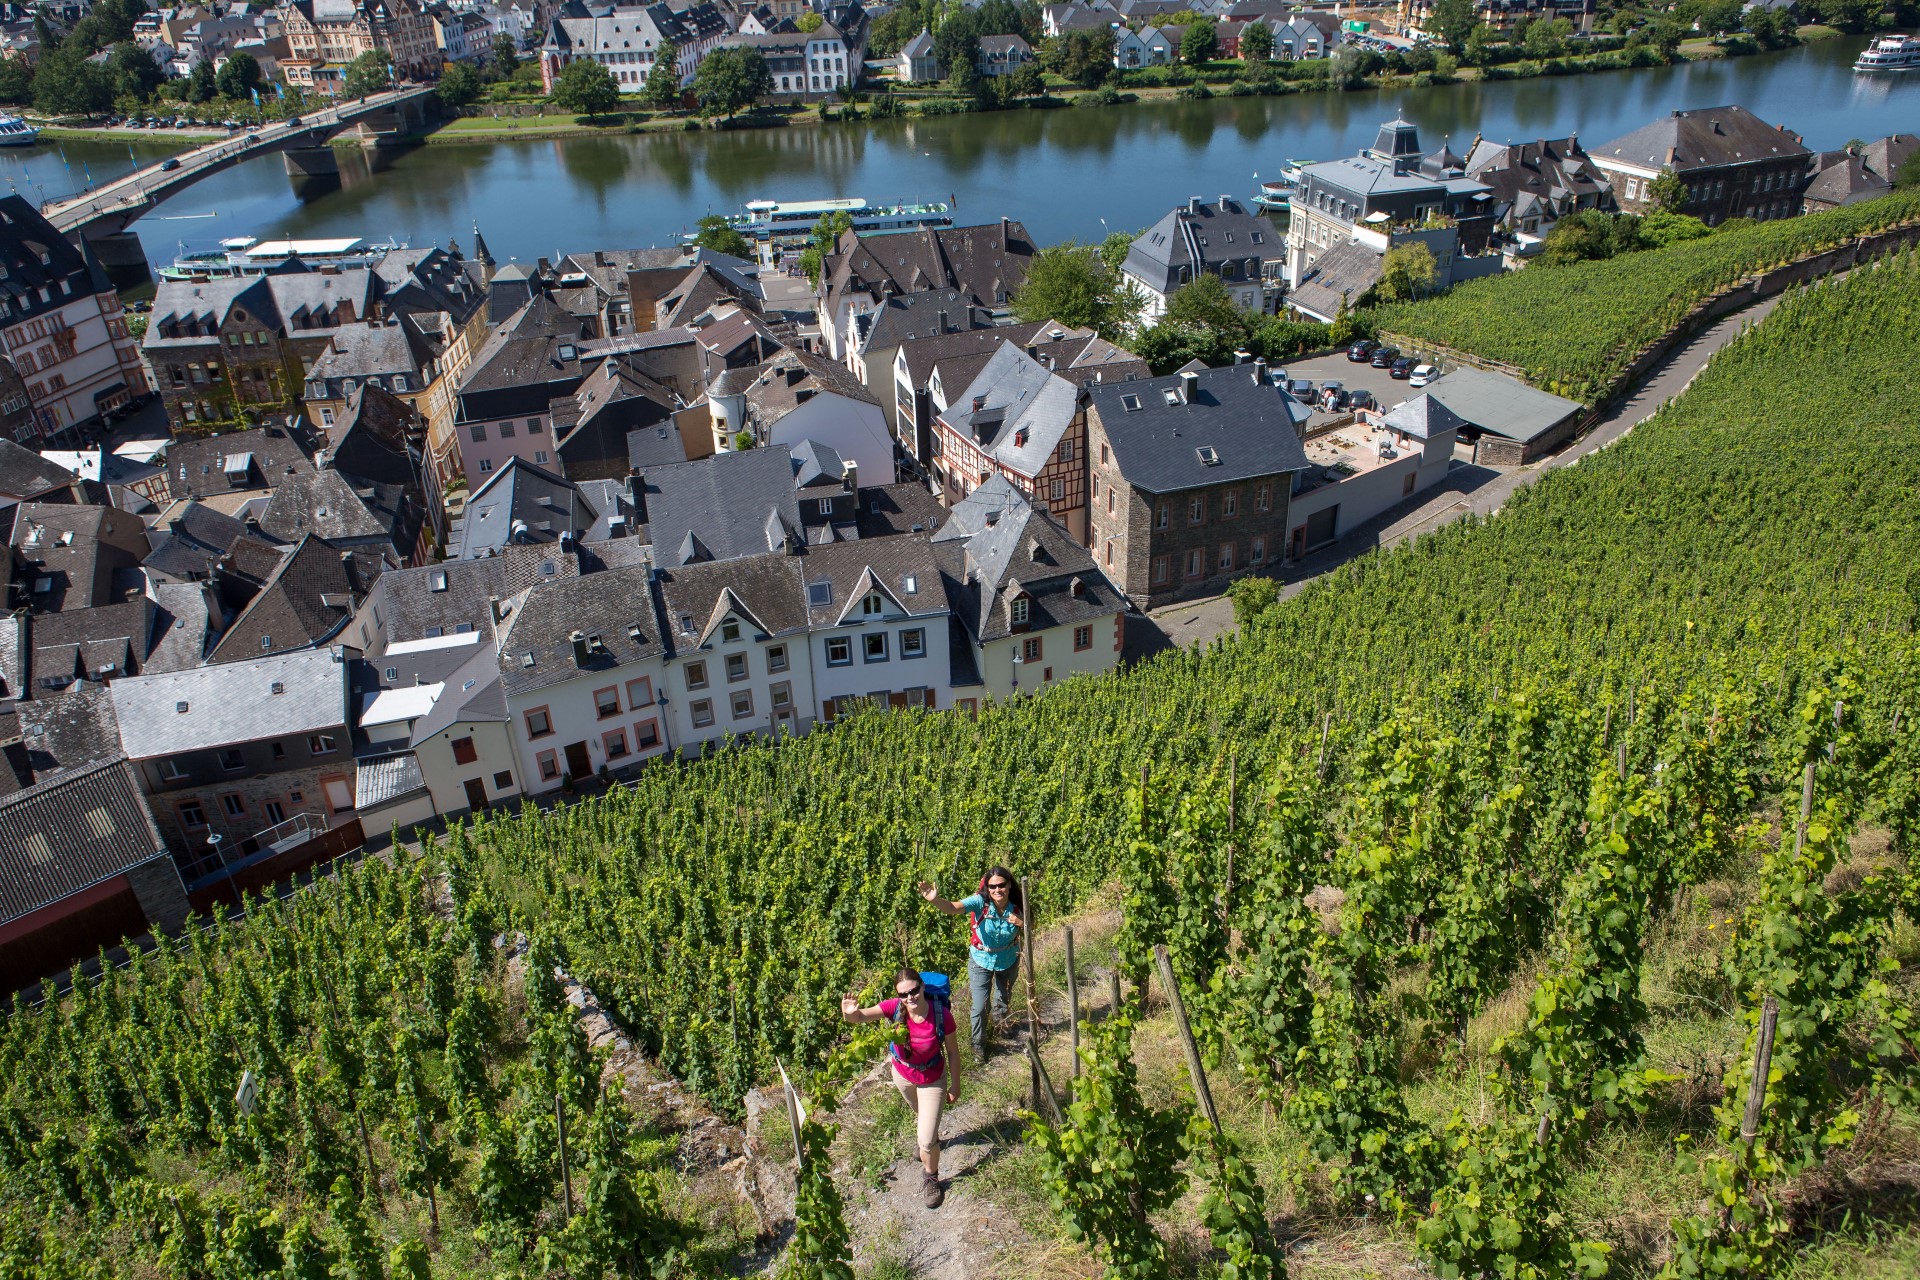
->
[1197,446,1221,466]
[1164,389,1182,406]
[1121,394,1142,411]
[807,581,832,607]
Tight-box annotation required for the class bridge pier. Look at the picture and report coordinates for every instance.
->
[79,229,151,293]
[283,147,341,178]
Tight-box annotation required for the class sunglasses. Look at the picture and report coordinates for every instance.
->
[986,881,1011,891]
[897,985,924,999]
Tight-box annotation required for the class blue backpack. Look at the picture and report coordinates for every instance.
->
[889,971,952,1069]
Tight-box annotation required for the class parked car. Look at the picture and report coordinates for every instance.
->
[159,158,180,171]
[1318,380,1346,410]
[1408,364,1440,387]
[1287,378,1314,401]
[1390,357,1416,379]
[1346,339,1378,362]
[1370,345,1401,369]
[1347,388,1376,411]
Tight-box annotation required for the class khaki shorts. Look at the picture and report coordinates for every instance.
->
[891,1061,946,1156]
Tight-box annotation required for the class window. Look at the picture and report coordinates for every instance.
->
[524,708,553,739]
[767,644,789,673]
[770,681,793,710]
[159,758,190,782]
[901,628,926,658]
[1186,548,1205,578]
[1219,543,1235,572]
[731,689,754,720]
[479,459,492,474]
[721,618,741,642]
[1152,556,1170,585]
[535,451,549,464]
[493,771,514,790]
[221,793,247,819]
[1223,490,1239,519]
[636,720,661,749]
[1251,535,1267,565]
[1021,636,1043,663]
[603,728,630,760]
[219,748,245,772]
[452,737,479,764]
[862,592,885,616]
[308,734,336,755]
[178,799,207,828]
[499,421,515,438]
[1188,497,1205,525]
[863,632,889,662]
[1051,479,1064,502]
[1157,501,1171,530]
[537,749,560,781]
[826,637,853,666]
[1255,483,1271,512]
[1011,597,1030,626]
[1074,624,1093,651]
[684,661,709,690]
[626,676,654,709]
[594,686,621,718]
[1101,442,1111,465]
[320,407,334,426]
[690,698,715,728]
[470,424,486,442]
[264,799,287,825]
[1403,470,1418,497]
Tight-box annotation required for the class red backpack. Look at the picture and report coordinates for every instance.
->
[967,877,1020,958]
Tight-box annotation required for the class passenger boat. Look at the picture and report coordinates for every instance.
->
[1854,34,1920,71]
[691,197,953,259]
[1253,160,1311,228]
[0,115,40,147]
[158,235,405,281]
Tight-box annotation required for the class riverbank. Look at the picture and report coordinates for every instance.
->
[26,123,215,146]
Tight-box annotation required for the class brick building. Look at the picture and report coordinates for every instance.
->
[932,342,1090,543]
[1084,363,1312,608]
[1589,106,1812,227]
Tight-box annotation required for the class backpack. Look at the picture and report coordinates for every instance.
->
[967,878,1020,957]
[888,971,952,1070]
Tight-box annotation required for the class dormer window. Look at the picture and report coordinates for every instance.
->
[862,592,884,616]
[1011,596,1030,626]
[722,618,740,642]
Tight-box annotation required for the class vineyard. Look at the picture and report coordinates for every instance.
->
[0,254,1916,1277]
[1369,188,1920,403]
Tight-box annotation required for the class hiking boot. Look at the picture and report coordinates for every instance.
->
[972,1042,990,1065]
[922,1171,945,1209]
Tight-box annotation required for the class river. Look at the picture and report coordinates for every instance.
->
[4,35,1916,270]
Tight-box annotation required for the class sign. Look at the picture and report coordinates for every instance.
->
[776,1059,807,1166]
[235,1069,258,1116]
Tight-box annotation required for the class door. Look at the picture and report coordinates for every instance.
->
[1302,505,1338,553]
[564,742,591,780]
[463,778,488,812]
[323,777,353,813]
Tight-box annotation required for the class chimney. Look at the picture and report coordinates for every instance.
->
[488,595,503,625]
[570,629,589,667]
[1666,146,1678,165]
[1179,370,1199,402]
[560,530,575,554]
[843,461,857,493]
[937,309,948,332]
[1188,195,1202,214]
[1253,357,1268,385]
[1233,349,1251,365]
[627,466,647,523]
[972,394,986,411]
[1219,195,1232,208]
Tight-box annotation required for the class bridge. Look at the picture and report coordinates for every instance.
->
[44,87,439,244]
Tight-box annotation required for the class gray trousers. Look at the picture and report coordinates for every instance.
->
[968,958,1017,1053]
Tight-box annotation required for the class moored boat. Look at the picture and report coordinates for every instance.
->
[1855,34,1920,72]
[0,115,40,147]
[157,234,405,281]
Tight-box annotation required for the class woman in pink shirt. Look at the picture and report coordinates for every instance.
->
[842,967,960,1208]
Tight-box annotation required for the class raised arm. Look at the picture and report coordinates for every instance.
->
[916,880,967,916]
[841,994,888,1024]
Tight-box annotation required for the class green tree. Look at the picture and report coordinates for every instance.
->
[0,57,31,105]
[1373,242,1439,303]
[1538,210,1644,265]
[187,56,217,103]
[1164,272,1252,340]
[1648,167,1690,215]
[491,33,520,75]
[1007,60,1044,102]
[215,50,263,100]
[105,42,160,104]
[1522,16,1568,58]
[1098,228,1136,275]
[1896,152,1920,190]
[797,209,855,286]
[1463,21,1498,65]
[34,50,113,116]
[693,46,772,121]
[343,50,393,98]
[795,11,824,31]
[437,61,482,108]
[644,40,681,109]
[693,214,753,260]
[1429,0,1479,53]
[1179,19,1217,65]
[1010,241,1135,341]
[1240,21,1273,62]
[1226,575,1279,627]
[1047,29,1114,87]
[554,57,620,119]
[1638,210,1711,248]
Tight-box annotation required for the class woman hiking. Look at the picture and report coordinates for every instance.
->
[916,868,1023,1063]
[842,967,960,1208]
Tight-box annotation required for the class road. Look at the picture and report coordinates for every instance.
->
[1130,291,1790,658]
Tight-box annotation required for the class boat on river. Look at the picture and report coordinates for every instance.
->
[0,116,40,147]
[691,197,953,259]
[1253,161,1312,227]
[1855,34,1920,71]
[158,235,405,281]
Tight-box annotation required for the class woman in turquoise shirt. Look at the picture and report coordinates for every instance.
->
[917,866,1024,1062]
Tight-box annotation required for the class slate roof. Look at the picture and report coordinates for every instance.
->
[457,293,593,411]
[643,444,817,567]
[8,501,150,612]
[797,535,948,632]
[822,219,1037,314]
[1288,240,1385,323]
[325,384,424,489]
[206,534,379,664]
[0,195,112,338]
[165,426,316,500]
[355,752,427,808]
[854,287,990,355]
[1423,367,1584,440]
[1591,105,1810,175]
[1463,136,1611,225]
[897,319,1056,388]
[146,581,214,674]
[146,269,376,345]
[1381,392,1467,441]
[853,481,947,539]
[360,546,578,656]
[628,421,693,471]
[660,262,764,329]
[553,355,681,475]
[110,647,348,759]
[931,476,1121,643]
[1087,364,1313,494]
[938,343,1081,478]
[0,438,80,503]
[900,28,934,57]
[1123,197,1284,295]
[743,348,882,432]
[0,759,168,929]
[656,552,809,651]
[497,563,665,697]
[13,684,122,784]
[455,457,598,560]
[1804,135,1919,209]
[29,599,157,690]
[143,500,262,582]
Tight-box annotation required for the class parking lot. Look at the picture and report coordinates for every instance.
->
[1272,347,1446,422]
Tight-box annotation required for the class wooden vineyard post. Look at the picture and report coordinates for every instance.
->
[1222,751,1237,918]
[1020,875,1040,1105]
[1026,1037,1065,1126]
[1064,926,1081,1092]
[1794,762,1815,856]
[1108,970,1123,1022]
[1153,945,1219,1133]
[555,1093,573,1221]
[1723,997,1780,1231]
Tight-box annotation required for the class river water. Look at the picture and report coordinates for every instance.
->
[4,35,1915,269]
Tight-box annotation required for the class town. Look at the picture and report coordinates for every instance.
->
[0,2,1917,1275]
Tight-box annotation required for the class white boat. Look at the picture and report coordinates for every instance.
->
[0,115,40,147]
[1854,34,1920,71]
[158,234,405,281]
[691,197,953,258]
